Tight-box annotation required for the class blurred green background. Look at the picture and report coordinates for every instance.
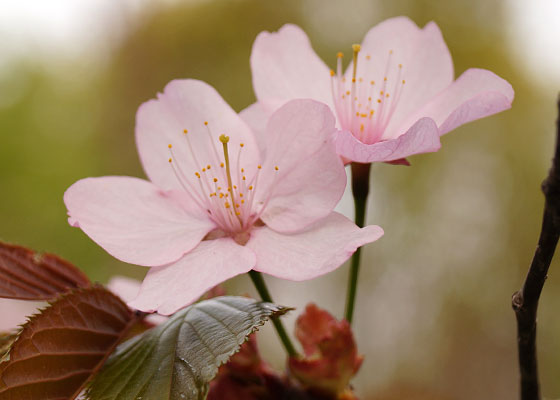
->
[1,0,559,398]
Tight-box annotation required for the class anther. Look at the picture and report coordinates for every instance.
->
[168,158,172,163]
[337,52,343,58]
[168,144,172,149]
[275,166,279,171]
[213,178,218,183]
[204,121,208,126]
[240,143,244,148]
[183,129,188,134]
[330,69,335,76]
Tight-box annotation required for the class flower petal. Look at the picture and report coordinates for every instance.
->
[248,212,383,281]
[129,238,256,315]
[359,17,423,68]
[64,176,215,267]
[258,99,346,232]
[239,101,273,153]
[335,117,441,163]
[250,24,332,108]
[382,21,455,139]
[396,68,514,136]
[136,79,261,191]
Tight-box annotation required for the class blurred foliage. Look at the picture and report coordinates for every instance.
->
[0,0,559,399]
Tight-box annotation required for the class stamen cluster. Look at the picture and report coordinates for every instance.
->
[330,45,406,144]
[167,123,278,234]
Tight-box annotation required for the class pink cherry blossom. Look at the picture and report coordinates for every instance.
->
[244,17,514,164]
[64,80,384,315]
[0,299,43,332]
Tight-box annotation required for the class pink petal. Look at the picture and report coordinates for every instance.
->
[248,212,383,281]
[335,117,441,163]
[107,276,168,325]
[359,17,423,68]
[239,101,272,152]
[381,21,455,139]
[397,68,514,136]
[250,24,332,108]
[136,79,261,191]
[129,238,256,315]
[107,276,143,303]
[0,299,43,331]
[64,176,215,267]
[258,100,347,232]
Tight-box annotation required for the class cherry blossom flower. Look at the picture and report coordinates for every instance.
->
[0,299,43,332]
[64,80,383,315]
[243,17,514,164]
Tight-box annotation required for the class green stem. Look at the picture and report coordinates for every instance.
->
[344,162,371,324]
[248,270,298,357]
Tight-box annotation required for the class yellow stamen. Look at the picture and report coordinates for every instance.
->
[183,129,188,134]
[337,52,343,58]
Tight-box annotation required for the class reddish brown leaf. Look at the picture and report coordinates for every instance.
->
[289,304,363,397]
[0,242,90,300]
[0,286,136,400]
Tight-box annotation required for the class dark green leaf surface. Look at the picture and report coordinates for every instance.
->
[86,296,289,400]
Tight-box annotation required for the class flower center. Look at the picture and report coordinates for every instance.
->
[167,122,278,235]
[330,45,407,144]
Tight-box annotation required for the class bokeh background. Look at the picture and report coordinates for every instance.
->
[1,0,559,398]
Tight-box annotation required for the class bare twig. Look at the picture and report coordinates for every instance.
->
[512,96,560,400]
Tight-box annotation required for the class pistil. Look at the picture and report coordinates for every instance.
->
[219,134,243,223]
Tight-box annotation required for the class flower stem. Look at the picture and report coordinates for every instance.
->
[248,270,298,357]
[344,162,371,324]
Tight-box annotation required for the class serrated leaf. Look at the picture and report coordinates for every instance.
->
[86,296,290,400]
[0,286,136,400]
[0,334,17,363]
[0,242,90,300]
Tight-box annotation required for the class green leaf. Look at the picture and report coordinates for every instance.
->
[86,296,290,400]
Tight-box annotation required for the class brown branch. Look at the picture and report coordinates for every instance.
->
[512,96,560,400]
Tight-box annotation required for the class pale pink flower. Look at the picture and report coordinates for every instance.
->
[0,299,43,332]
[243,17,514,164]
[64,80,383,315]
